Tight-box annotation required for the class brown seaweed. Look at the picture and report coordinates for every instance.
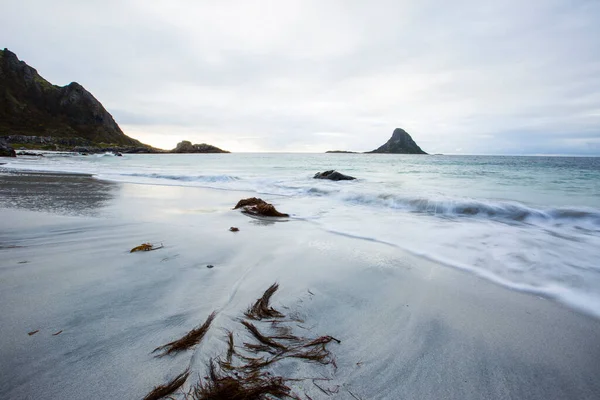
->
[188,360,297,400]
[154,312,216,355]
[245,283,284,320]
[143,369,190,400]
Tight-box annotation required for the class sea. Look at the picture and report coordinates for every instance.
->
[2,153,600,318]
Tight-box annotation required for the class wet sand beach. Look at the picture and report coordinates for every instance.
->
[1,171,599,399]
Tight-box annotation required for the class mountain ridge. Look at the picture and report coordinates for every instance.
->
[0,48,149,149]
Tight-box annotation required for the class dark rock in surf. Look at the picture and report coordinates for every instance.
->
[0,139,16,157]
[314,170,356,181]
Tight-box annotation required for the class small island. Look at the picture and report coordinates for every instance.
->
[367,128,427,154]
[325,128,427,154]
[171,140,229,154]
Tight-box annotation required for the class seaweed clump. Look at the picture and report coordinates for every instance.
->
[130,242,164,253]
[234,197,266,209]
[143,283,340,399]
[233,198,289,218]
[189,360,294,400]
[189,283,340,399]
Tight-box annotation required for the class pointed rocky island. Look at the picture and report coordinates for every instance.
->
[367,128,427,154]
[325,128,427,154]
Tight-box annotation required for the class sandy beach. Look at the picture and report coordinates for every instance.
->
[1,171,599,400]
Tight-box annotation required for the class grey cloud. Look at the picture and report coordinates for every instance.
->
[2,0,599,154]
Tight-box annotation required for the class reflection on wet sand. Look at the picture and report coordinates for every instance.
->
[0,170,118,216]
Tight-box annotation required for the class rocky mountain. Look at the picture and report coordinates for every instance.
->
[368,128,427,154]
[171,140,229,153]
[0,48,152,151]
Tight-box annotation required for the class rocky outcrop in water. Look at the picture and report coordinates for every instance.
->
[0,138,15,157]
[314,170,356,181]
[0,48,154,151]
[368,128,427,154]
[171,140,229,154]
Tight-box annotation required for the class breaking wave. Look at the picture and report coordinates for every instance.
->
[119,172,240,183]
[340,193,600,227]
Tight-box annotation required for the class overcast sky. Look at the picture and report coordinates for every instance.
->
[2,0,600,154]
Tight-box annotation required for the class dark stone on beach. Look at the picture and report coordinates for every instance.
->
[206,265,214,269]
[0,139,16,157]
[229,227,239,232]
[314,170,356,181]
[234,197,289,217]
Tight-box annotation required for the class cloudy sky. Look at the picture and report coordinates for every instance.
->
[2,0,600,154]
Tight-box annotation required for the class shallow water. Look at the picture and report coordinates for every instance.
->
[2,153,600,318]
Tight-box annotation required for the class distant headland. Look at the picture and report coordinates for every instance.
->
[0,49,229,154]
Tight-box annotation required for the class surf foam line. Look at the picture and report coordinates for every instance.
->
[337,192,600,227]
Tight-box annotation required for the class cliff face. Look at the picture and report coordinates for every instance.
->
[368,128,427,154]
[171,140,229,153]
[0,48,146,147]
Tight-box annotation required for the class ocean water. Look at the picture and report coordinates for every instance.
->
[2,153,600,317]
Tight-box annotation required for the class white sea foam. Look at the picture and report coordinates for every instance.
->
[2,153,600,318]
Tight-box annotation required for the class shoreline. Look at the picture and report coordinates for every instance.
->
[1,172,600,399]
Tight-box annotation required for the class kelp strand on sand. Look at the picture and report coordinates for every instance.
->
[143,370,190,400]
[153,312,217,356]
